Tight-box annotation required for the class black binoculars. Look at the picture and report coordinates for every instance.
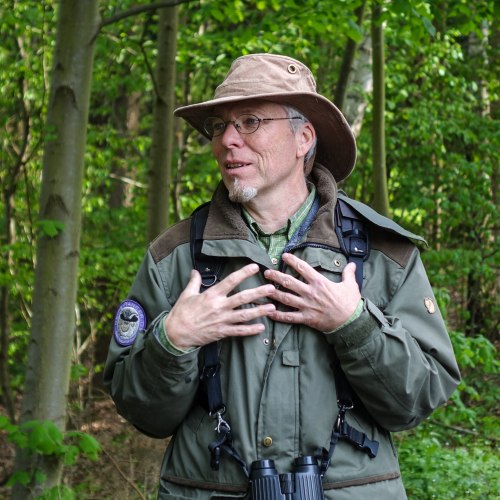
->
[249,456,324,500]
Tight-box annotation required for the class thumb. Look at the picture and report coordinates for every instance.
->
[181,269,202,296]
[342,262,357,282]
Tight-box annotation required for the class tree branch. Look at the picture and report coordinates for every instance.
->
[99,0,192,31]
[429,419,498,443]
[109,172,147,189]
[101,447,147,500]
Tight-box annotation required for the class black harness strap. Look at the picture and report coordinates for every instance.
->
[191,204,248,475]
[191,204,225,415]
[191,203,226,290]
[317,198,378,476]
[335,197,369,288]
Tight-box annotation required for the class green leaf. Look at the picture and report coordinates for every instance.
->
[422,16,436,37]
[76,433,101,461]
[6,470,31,487]
[36,219,65,237]
[38,484,76,500]
[22,420,64,455]
[63,444,80,465]
[70,363,89,381]
[346,19,364,43]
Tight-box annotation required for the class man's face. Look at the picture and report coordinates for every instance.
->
[210,100,310,204]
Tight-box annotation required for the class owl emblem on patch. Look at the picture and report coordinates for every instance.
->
[114,299,146,346]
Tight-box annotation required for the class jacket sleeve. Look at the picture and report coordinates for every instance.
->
[103,250,200,438]
[327,247,461,432]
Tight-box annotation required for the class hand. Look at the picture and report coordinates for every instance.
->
[264,253,361,332]
[165,263,276,349]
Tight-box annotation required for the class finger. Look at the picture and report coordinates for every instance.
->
[267,309,304,325]
[228,302,276,324]
[215,263,261,295]
[227,284,276,309]
[281,252,317,280]
[267,288,302,309]
[264,268,308,295]
[220,322,267,338]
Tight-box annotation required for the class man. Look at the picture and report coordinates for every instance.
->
[104,54,460,499]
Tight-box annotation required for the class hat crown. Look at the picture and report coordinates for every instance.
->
[214,54,318,100]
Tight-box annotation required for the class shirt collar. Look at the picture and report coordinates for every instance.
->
[242,183,317,239]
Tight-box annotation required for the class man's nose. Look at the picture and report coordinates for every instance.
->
[220,121,244,147]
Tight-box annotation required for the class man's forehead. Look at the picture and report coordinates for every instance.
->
[213,99,285,116]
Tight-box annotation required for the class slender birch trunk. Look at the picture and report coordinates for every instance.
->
[371,1,390,217]
[13,1,100,496]
[147,6,179,241]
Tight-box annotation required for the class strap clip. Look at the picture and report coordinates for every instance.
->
[200,362,221,380]
[213,410,230,434]
[339,420,379,458]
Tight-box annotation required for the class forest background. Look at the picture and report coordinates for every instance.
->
[0,0,498,498]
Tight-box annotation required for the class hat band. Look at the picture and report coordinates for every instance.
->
[215,81,316,100]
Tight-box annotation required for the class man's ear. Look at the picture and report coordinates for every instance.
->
[296,122,316,158]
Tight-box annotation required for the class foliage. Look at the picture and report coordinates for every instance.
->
[397,324,499,499]
[0,416,101,493]
[398,433,499,499]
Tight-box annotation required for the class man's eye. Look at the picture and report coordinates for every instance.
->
[242,117,259,127]
[212,122,226,132]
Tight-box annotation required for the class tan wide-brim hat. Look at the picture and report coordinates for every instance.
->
[174,53,356,182]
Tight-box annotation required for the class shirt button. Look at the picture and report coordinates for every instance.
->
[263,338,270,346]
[271,257,278,265]
[262,436,273,447]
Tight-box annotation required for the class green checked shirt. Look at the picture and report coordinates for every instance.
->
[242,184,317,268]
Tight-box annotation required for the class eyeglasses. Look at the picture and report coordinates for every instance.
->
[203,113,303,138]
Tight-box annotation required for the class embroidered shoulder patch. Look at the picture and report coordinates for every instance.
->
[114,299,146,346]
[424,297,436,314]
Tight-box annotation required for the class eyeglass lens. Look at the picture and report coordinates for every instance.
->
[204,114,261,137]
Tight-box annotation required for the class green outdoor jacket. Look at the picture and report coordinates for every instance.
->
[104,165,460,499]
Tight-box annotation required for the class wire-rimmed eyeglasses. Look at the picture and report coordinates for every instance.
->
[203,113,303,138]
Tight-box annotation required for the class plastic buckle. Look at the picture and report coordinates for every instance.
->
[359,435,379,458]
[200,363,220,380]
[349,235,368,258]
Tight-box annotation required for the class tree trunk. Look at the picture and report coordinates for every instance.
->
[371,1,390,217]
[465,21,494,338]
[1,28,34,424]
[341,34,373,139]
[147,5,179,241]
[109,90,141,209]
[13,0,100,497]
[0,191,16,422]
[334,2,367,112]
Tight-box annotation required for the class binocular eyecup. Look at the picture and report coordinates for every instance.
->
[249,455,324,500]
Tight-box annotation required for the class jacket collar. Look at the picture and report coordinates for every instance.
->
[203,163,340,248]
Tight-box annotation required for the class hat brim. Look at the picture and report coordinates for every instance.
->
[174,92,356,182]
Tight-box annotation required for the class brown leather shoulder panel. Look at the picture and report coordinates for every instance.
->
[149,218,191,264]
[370,227,415,268]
